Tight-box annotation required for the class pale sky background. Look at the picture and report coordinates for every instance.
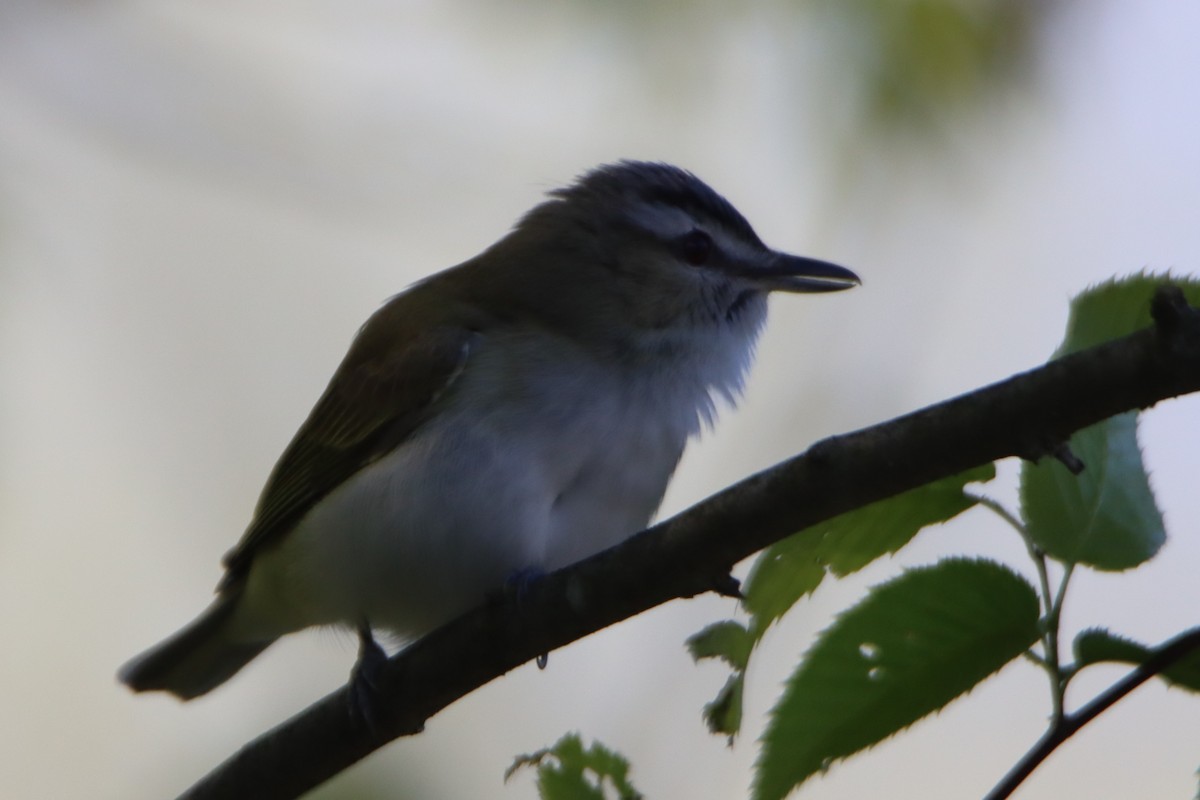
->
[1,2,1198,799]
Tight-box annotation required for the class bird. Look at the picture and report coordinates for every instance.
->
[119,160,859,700]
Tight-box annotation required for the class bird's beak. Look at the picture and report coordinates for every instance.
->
[747,252,861,294]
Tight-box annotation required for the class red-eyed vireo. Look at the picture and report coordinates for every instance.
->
[119,161,859,699]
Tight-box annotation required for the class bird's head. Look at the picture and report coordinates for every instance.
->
[474,161,859,353]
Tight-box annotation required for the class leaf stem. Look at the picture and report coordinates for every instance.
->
[968,495,1053,620]
[1042,563,1073,720]
[984,627,1200,800]
[971,493,1075,716]
[970,494,1027,538]
[1050,563,1073,622]
[1021,650,1047,669]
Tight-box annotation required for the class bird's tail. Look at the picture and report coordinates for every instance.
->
[118,591,274,700]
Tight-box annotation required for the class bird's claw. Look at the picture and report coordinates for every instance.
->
[348,621,389,734]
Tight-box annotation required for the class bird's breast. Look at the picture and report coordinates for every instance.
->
[247,323,757,638]
[443,324,756,565]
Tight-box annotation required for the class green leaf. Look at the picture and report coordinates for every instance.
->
[686,621,753,671]
[741,533,827,637]
[701,673,745,738]
[700,466,996,741]
[1074,628,1200,693]
[744,463,995,633]
[1052,272,1200,358]
[818,462,997,577]
[1021,412,1164,570]
[1019,274,1199,570]
[754,558,1039,800]
[686,622,752,738]
[507,733,643,800]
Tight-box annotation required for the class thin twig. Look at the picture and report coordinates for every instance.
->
[985,627,1200,800]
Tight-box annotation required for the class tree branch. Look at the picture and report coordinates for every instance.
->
[984,626,1200,800]
[179,287,1200,800]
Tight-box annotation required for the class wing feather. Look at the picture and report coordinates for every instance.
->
[218,303,476,586]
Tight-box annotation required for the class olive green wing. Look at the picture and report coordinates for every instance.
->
[219,308,475,588]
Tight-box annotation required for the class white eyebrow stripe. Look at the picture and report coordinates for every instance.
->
[625,201,697,239]
[624,200,764,267]
[722,234,762,263]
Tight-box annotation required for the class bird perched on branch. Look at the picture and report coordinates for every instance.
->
[119,160,859,700]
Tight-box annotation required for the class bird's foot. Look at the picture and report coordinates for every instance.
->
[503,566,547,604]
[501,567,551,669]
[348,621,389,734]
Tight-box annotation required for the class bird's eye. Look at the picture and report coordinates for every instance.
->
[678,229,714,266]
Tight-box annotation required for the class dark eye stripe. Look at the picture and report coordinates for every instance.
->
[678,229,714,266]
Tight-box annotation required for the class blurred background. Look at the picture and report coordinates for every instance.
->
[2,1,1198,797]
